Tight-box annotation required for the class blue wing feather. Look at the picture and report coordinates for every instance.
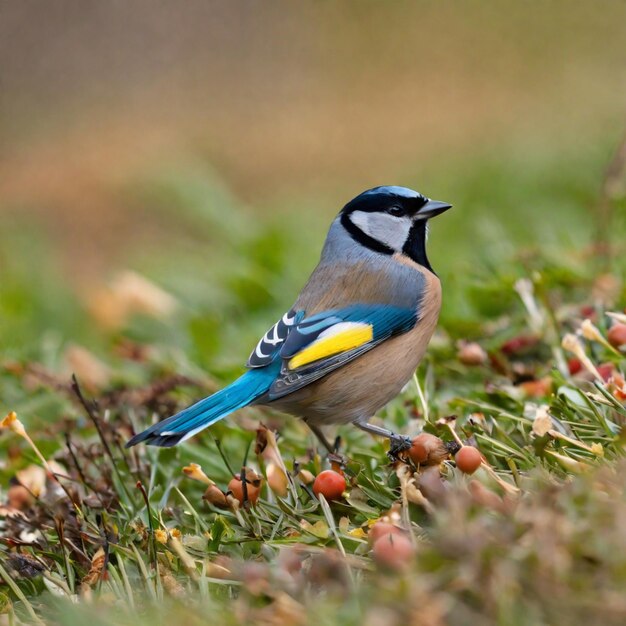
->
[281,304,415,358]
[126,362,281,447]
[269,304,418,400]
[128,302,419,447]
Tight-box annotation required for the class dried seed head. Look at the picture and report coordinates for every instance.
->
[298,469,315,484]
[182,463,213,485]
[1,412,26,437]
[266,462,289,497]
[202,485,229,509]
[580,319,605,343]
[561,333,603,381]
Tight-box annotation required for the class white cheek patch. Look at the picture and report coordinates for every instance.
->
[349,211,412,251]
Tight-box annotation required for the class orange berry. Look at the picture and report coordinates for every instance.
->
[407,433,449,466]
[372,533,415,571]
[418,465,448,503]
[468,480,506,512]
[614,386,626,402]
[455,446,482,474]
[519,377,552,398]
[609,373,626,401]
[368,522,403,545]
[7,484,34,510]
[457,341,488,366]
[228,470,262,505]
[312,470,346,501]
[608,323,626,348]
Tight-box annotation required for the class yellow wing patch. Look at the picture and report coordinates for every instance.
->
[288,323,373,370]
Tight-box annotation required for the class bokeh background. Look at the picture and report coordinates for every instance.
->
[4,7,626,623]
[2,1,626,379]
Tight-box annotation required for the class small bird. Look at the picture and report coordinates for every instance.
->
[127,186,451,455]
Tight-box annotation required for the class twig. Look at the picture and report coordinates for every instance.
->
[55,517,75,594]
[136,481,158,575]
[211,434,237,477]
[97,526,111,593]
[71,375,134,506]
[64,432,106,508]
[71,375,115,462]
[240,467,251,510]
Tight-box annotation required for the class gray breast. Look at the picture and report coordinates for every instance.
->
[294,218,426,314]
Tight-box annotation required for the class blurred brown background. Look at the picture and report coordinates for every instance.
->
[1,1,625,282]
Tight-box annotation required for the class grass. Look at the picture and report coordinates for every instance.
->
[1,138,626,625]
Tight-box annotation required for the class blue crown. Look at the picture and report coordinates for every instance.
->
[360,186,420,199]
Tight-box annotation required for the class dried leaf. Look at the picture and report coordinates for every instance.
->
[80,548,106,588]
[88,271,177,330]
[64,345,111,391]
[203,485,229,509]
[299,519,329,539]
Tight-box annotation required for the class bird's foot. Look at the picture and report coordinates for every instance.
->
[327,451,348,469]
[387,434,413,461]
[444,440,462,456]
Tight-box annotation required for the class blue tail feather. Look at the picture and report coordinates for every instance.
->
[126,365,279,448]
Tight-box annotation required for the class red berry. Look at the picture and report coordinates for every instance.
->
[313,470,346,501]
[608,323,626,348]
[568,358,583,375]
[501,335,539,355]
[580,305,596,320]
[455,446,482,474]
[597,363,615,382]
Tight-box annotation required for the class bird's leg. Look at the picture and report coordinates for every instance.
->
[304,420,347,467]
[353,419,412,460]
[304,420,337,456]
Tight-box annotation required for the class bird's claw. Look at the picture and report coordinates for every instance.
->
[387,434,413,460]
[327,451,348,468]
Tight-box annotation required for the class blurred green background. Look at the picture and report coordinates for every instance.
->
[1,0,625,370]
[2,7,626,624]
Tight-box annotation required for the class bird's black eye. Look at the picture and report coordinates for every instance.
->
[386,206,405,217]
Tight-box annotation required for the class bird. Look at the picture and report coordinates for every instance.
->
[126,186,451,456]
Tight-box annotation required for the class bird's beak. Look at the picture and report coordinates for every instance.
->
[419,199,452,219]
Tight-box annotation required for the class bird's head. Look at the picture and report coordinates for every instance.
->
[339,186,451,271]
